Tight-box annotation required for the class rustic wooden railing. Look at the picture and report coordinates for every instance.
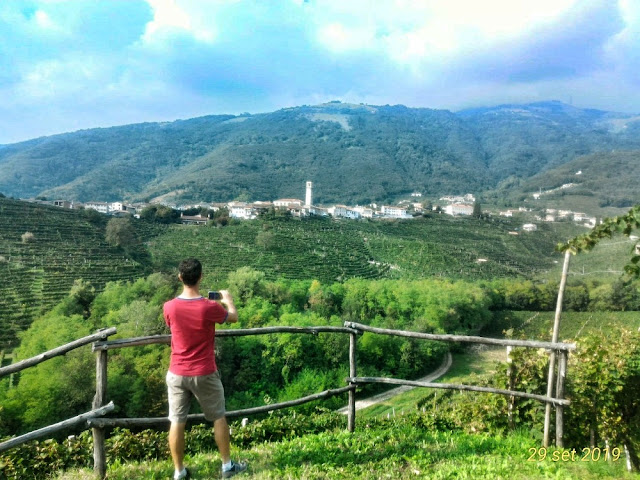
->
[1,322,576,479]
[88,326,360,478]
[0,328,117,454]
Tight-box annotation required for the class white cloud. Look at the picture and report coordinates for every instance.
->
[318,22,376,52]
[1,0,639,144]
[309,0,579,67]
[142,0,217,45]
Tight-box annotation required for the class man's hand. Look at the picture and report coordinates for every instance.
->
[219,290,238,323]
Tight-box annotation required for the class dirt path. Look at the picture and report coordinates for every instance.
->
[337,351,453,413]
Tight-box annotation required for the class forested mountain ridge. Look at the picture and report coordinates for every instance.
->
[1,100,639,205]
[512,150,640,210]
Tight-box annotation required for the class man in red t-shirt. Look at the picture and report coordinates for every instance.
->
[164,258,247,479]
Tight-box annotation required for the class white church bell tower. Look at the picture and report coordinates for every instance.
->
[305,181,313,207]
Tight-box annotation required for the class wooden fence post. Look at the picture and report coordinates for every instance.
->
[506,346,515,430]
[555,350,567,448]
[544,250,570,447]
[348,331,357,433]
[93,350,108,479]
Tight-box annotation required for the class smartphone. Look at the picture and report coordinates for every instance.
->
[208,291,222,301]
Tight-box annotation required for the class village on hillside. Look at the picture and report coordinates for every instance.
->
[29,180,598,233]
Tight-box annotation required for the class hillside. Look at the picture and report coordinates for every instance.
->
[0,198,151,348]
[512,150,640,213]
[148,215,576,284]
[1,101,639,205]
[0,197,587,348]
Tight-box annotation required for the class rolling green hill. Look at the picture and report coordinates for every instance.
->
[0,197,588,348]
[147,215,577,285]
[1,101,639,205]
[0,198,151,348]
[512,150,640,214]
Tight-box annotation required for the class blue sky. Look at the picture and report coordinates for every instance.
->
[1,0,639,144]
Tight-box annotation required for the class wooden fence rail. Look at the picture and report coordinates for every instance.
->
[0,402,115,454]
[343,321,576,352]
[91,326,359,351]
[1,321,575,479]
[348,377,570,406]
[0,327,117,378]
[87,385,355,429]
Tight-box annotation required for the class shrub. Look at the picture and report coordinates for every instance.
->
[21,231,35,244]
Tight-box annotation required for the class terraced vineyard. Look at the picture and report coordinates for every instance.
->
[0,199,583,348]
[149,217,387,283]
[0,198,149,348]
[149,215,574,283]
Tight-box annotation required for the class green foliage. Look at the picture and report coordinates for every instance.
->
[0,302,94,434]
[486,277,640,313]
[226,267,266,304]
[516,151,640,215]
[4,101,640,207]
[139,205,180,224]
[150,215,571,288]
[567,328,640,468]
[105,217,138,248]
[50,420,635,479]
[0,431,93,479]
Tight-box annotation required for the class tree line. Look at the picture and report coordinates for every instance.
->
[0,270,638,438]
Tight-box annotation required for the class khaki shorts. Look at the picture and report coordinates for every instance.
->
[166,370,226,423]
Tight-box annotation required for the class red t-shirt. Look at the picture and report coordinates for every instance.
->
[163,297,228,376]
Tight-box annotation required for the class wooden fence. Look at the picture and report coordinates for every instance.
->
[0,328,117,454]
[0,323,575,479]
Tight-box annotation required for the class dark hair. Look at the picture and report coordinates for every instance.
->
[178,258,202,286]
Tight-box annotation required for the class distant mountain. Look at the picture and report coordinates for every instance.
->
[1,100,639,205]
[513,150,640,210]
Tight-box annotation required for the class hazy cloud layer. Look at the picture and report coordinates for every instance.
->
[1,0,638,143]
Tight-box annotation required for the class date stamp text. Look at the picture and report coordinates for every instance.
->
[527,447,621,462]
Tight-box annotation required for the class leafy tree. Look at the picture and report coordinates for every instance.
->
[105,217,138,248]
[255,230,276,250]
[211,207,230,226]
[140,205,180,224]
[0,295,94,434]
[82,207,104,225]
[472,200,482,218]
[227,267,266,304]
[21,231,34,243]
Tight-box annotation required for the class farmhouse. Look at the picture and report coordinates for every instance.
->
[229,202,257,220]
[85,201,109,214]
[329,205,361,219]
[444,204,473,216]
[180,214,208,225]
[522,223,537,232]
[380,205,408,218]
[53,200,72,209]
[353,206,373,218]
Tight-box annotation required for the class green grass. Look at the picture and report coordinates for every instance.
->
[52,422,634,479]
